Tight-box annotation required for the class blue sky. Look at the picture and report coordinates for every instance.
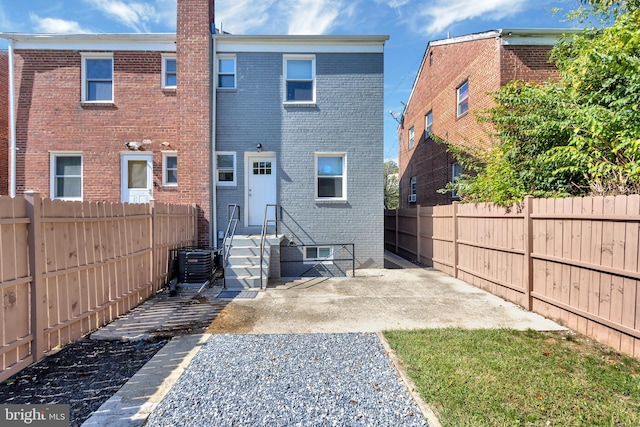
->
[0,0,579,162]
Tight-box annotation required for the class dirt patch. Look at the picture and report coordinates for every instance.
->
[205,303,258,334]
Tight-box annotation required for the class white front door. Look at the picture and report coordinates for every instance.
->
[246,154,276,227]
[121,154,153,203]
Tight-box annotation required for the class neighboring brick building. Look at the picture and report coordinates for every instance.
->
[398,29,570,208]
[1,0,388,279]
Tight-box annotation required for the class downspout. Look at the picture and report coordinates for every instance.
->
[7,38,17,197]
[210,34,218,247]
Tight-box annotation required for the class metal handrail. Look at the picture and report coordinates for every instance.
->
[259,204,279,290]
[222,204,239,271]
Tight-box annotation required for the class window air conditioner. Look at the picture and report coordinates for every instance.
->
[408,194,416,203]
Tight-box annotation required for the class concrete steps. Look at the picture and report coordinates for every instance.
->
[225,235,269,289]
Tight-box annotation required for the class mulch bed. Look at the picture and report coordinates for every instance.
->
[0,338,168,427]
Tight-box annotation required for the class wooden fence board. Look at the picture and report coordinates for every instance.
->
[385,194,640,358]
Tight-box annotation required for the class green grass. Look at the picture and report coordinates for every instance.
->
[383,329,640,427]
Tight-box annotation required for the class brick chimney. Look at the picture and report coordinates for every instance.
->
[176,0,213,245]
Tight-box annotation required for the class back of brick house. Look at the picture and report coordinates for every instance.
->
[398,29,571,208]
[1,0,388,276]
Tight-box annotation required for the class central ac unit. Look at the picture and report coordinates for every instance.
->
[408,194,416,203]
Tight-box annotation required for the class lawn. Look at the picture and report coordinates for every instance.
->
[383,328,640,427]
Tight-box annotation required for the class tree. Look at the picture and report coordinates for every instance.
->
[384,160,399,209]
[444,3,640,205]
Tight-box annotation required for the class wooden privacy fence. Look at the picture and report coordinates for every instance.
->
[0,193,196,382]
[385,195,640,358]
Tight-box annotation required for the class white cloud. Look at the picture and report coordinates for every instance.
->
[415,0,528,34]
[30,13,93,33]
[84,0,163,32]
[287,0,341,35]
[215,0,277,34]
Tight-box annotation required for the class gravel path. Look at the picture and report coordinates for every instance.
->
[145,333,428,426]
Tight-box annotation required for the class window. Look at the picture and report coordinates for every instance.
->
[304,246,333,263]
[457,80,469,117]
[284,55,315,103]
[162,55,176,89]
[162,152,177,186]
[316,154,346,200]
[425,111,433,137]
[218,55,236,89]
[452,162,463,199]
[408,126,415,149]
[216,152,236,186]
[82,53,113,102]
[51,153,82,200]
[409,176,417,203]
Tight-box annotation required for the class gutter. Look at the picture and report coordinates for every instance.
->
[210,36,217,247]
[7,38,16,197]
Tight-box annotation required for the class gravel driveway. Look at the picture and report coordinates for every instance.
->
[144,333,428,427]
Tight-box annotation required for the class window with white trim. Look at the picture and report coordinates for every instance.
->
[81,53,113,102]
[284,55,315,103]
[304,246,333,263]
[162,55,176,89]
[425,111,433,137]
[316,154,346,200]
[408,126,415,149]
[162,152,178,186]
[51,153,82,200]
[216,152,236,186]
[218,55,236,89]
[457,80,469,117]
[452,162,463,199]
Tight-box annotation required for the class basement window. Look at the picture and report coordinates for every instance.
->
[304,246,333,264]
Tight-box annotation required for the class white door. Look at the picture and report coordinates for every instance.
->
[247,155,276,226]
[121,154,153,203]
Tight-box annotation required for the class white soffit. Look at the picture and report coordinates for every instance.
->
[215,35,388,53]
[2,33,176,51]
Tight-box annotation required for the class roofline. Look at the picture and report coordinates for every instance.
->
[0,32,388,52]
[401,28,579,128]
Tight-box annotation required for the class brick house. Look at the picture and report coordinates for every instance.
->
[398,29,571,208]
[1,0,388,284]
[0,51,7,196]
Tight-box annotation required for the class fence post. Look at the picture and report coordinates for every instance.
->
[523,195,534,311]
[24,192,46,363]
[416,205,421,263]
[452,201,459,278]
[150,201,157,292]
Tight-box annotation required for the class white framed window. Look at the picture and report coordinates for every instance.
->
[409,176,417,203]
[162,54,176,89]
[81,53,113,103]
[452,162,463,199]
[457,80,469,117]
[408,126,415,149]
[162,152,178,186]
[50,152,83,200]
[216,152,236,186]
[304,246,334,264]
[315,153,346,200]
[218,54,236,89]
[284,55,315,103]
[425,111,433,137]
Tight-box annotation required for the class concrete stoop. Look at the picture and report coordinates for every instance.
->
[225,235,269,289]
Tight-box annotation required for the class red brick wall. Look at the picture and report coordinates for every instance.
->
[0,51,7,195]
[398,37,501,208]
[177,0,213,245]
[500,45,559,85]
[12,49,177,200]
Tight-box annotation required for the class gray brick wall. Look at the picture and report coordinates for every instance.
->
[215,52,384,273]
